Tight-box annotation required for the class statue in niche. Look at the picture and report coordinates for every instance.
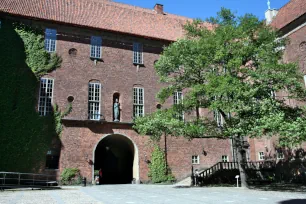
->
[113,98,120,122]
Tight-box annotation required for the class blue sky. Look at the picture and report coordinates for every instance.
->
[114,0,289,20]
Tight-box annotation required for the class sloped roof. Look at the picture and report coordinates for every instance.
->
[0,0,212,41]
[271,0,306,29]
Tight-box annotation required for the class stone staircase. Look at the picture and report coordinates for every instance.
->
[175,161,276,186]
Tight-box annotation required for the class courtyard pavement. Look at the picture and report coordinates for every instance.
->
[1,184,306,204]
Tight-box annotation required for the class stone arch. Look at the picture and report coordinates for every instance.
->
[92,133,140,184]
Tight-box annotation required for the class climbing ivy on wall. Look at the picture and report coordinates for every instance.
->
[13,22,61,77]
[53,103,72,137]
[148,145,175,183]
[0,19,61,172]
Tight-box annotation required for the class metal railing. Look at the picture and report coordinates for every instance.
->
[0,172,57,189]
[198,161,276,181]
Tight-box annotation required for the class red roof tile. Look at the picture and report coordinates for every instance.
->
[271,0,306,29]
[0,0,212,41]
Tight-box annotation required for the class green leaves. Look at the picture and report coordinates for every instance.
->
[14,22,62,77]
[148,145,175,183]
[133,8,306,148]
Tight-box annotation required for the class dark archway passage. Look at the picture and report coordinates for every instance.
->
[94,134,134,184]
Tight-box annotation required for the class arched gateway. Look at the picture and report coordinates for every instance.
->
[92,134,139,184]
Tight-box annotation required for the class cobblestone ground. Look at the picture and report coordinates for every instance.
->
[1,185,306,204]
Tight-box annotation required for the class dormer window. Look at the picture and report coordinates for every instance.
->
[133,42,143,64]
[45,28,57,52]
[90,36,102,59]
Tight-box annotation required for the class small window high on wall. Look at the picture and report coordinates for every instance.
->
[38,78,54,116]
[45,28,57,52]
[90,36,102,59]
[133,42,143,64]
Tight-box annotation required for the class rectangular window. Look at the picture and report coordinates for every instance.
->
[192,155,200,164]
[133,87,144,117]
[90,36,102,59]
[38,78,54,116]
[222,155,229,162]
[304,75,306,87]
[173,91,184,121]
[258,152,265,160]
[45,149,60,169]
[133,42,143,64]
[277,152,284,160]
[214,111,224,127]
[45,28,57,52]
[88,83,101,120]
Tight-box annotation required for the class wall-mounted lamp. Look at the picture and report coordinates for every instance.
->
[144,154,151,164]
[202,148,207,156]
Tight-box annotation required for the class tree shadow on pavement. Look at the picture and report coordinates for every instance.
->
[278,199,306,204]
[249,184,306,193]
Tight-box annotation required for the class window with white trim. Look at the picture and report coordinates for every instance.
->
[90,36,102,59]
[304,75,306,88]
[192,155,200,164]
[277,152,284,160]
[45,28,57,52]
[38,78,54,116]
[222,155,229,162]
[133,42,143,64]
[173,91,184,120]
[133,87,144,117]
[258,152,265,160]
[88,82,101,120]
[214,111,224,127]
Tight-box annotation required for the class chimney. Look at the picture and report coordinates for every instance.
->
[265,9,278,25]
[154,3,164,14]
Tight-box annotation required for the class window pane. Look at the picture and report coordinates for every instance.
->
[133,87,144,117]
[88,83,101,120]
[38,78,54,116]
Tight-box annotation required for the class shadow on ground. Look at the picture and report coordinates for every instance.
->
[278,199,306,204]
[249,183,306,192]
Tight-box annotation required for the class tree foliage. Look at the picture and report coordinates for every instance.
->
[134,8,306,147]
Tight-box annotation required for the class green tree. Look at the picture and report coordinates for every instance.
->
[134,8,306,187]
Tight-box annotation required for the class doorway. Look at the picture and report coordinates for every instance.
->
[94,134,137,184]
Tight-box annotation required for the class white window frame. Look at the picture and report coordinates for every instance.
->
[173,91,184,121]
[222,155,229,162]
[90,36,102,59]
[192,155,200,164]
[214,110,224,127]
[133,87,144,117]
[258,152,265,161]
[277,152,284,160]
[133,42,143,64]
[38,78,54,116]
[88,82,101,120]
[304,75,306,87]
[45,28,57,52]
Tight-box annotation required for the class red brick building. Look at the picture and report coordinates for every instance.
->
[0,0,305,184]
[249,0,306,162]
